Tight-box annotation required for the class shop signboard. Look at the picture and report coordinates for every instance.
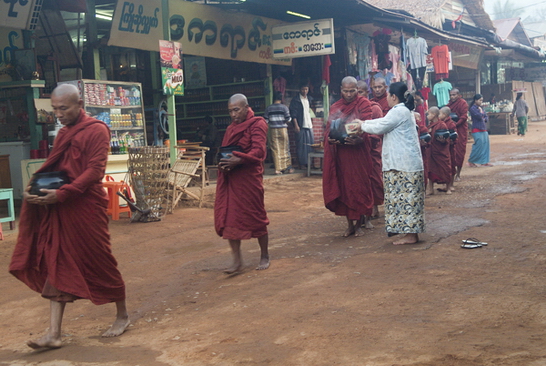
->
[447,42,482,70]
[109,0,164,52]
[160,40,184,96]
[0,0,42,30]
[109,0,290,65]
[271,19,335,59]
[0,27,24,81]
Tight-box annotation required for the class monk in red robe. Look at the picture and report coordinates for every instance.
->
[440,106,457,193]
[371,77,391,116]
[324,77,374,237]
[215,94,269,273]
[9,84,129,350]
[415,112,430,188]
[447,88,469,181]
[425,107,452,195]
[357,80,383,218]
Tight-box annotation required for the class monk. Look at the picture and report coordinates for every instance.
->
[439,106,457,193]
[357,80,383,219]
[415,112,430,189]
[9,84,129,350]
[215,94,270,273]
[426,107,452,195]
[323,76,374,237]
[371,77,391,116]
[447,89,469,181]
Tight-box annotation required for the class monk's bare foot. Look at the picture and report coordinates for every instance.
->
[224,263,243,274]
[342,228,355,237]
[446,190,452,195]
[256,257,270,270]
[393,234,419,245]
[102,316,130,337]
[364,220,374,229]
[27,334,62,350]
[354,227,366,237]
[455,175,461,182]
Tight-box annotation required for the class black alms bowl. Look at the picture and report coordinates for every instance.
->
[419,132,432,142]
[434,129,450,140]
[29,171,69,196]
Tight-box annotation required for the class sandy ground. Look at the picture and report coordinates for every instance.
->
[1,121,546,366]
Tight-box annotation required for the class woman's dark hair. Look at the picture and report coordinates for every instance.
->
[389,82,414,111]
[470,93,483,107]
[516,92,523,100]
[274,91,283,101]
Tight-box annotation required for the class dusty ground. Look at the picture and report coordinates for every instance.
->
[1,122,546,366]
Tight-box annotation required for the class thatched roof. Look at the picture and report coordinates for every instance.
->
[362,0,495,31]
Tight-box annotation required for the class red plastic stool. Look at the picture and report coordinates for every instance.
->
[103,181,132,220]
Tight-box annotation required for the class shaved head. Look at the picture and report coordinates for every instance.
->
[374,77,386,86]
[228,93,248,106]
[52,84,81,104]
[440,106,451,115]
[227,93,249,124]
[341,76,357,87]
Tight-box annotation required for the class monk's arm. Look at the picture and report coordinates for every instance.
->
[232,122,267,164]
[56,125,109,202]
[456,105,468,127]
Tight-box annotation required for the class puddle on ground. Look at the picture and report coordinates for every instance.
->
[426,212,489,239]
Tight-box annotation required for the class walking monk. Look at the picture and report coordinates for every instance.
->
[9,84,129,350]
[215,94,270,273]
[426,107,452,195]
[447,89,468,181]
[323,76,374,237]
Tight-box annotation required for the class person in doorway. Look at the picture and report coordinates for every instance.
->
[323,76,374,237]
[289,82,314,170]
[9,84,130,350]
[447,89,469,181]
[468,94,492,167]
[371,77,391,116]
[264,92,293,175]
[511,92,529,136]
[355,82,425,245]
[215,94,270,273]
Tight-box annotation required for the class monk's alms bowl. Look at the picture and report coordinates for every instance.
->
[29,171,69,196]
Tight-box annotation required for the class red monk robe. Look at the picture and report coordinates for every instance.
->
[444,116,457,175]
[418,123,430,187]
[10,110,125,305]
[214,108,269,239]
[323,96,374,219]
[369,101,384,206]
[427,119,452,184]
[447,97,469,168]
[371,92,391,116]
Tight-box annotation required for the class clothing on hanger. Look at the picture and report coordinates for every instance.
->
[432,80,452,107]
[431,45,450,80]
[405,36,428,70]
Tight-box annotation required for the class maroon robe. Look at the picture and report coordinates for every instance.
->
[371,92,391,116]
[10,110,125,305]
[369,101,384,206]
[323,96,374,219]
[447,97,469,168]
[418,123,430,187]
[444,117,457,175]
[427,120,452,184]
[214,108,269,239]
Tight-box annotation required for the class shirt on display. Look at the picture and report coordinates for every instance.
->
[405,36,428,69]
[433,81,453,107]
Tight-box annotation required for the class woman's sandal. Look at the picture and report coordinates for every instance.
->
[462,238,488,246]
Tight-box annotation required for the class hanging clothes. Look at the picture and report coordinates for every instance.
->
[354,32,371,78]
[405,36,428,69]
[388,44,401,82]
[432,80,452,107]
[420,86,431,109]
[431,45,450,80]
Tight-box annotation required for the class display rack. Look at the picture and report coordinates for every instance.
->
[63,79,147,154]
[175,79,267,141]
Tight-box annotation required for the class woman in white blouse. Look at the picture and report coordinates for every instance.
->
[355,82,425,245]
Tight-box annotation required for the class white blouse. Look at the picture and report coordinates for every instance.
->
[360,103,424,172]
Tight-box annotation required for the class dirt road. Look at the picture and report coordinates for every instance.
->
[1,122,546,366]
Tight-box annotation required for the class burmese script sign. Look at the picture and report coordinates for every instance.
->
[0,27,24,81]
[272,19,335,59]
[0,0,41,30]
[109,0,163,51]
[168,0,290,65]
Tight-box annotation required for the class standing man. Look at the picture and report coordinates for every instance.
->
[511,92,529,136]
[9,84,129,350]
[215,94,270,273]
[264,91,294,175]
[323,76,374,237]
[371,77,391,116]
[289,82,314,170]
[447,88,469,181]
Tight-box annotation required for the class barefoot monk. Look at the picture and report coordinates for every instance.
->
[9,84,130,349]
[215,94,270,273]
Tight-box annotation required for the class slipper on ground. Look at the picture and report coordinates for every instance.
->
[461,243,482,249]
[462,238,488,246]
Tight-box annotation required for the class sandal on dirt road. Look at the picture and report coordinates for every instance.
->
[462,238,488,246]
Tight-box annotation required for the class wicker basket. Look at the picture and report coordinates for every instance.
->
[127,147,170,220]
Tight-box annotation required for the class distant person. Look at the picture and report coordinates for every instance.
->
[9,84,130,350]
[511,92,529,136]
[215,94,270,273]
[468,94,492,167]
[289,83,314,170]
[371,77,391,116]
[447,89,469,181]
[264,92,294,174]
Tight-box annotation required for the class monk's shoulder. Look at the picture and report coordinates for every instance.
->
[251,117,268,133]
